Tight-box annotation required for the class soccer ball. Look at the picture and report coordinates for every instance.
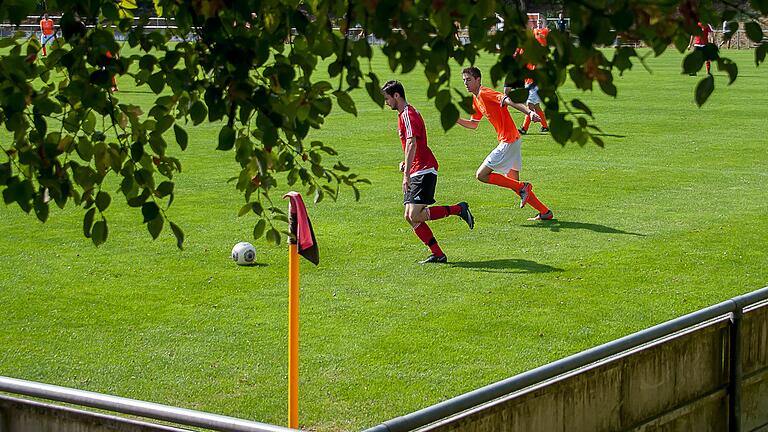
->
[231,242,256,266]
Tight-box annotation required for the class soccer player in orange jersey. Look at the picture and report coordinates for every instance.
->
[39,14,55,56]
[688,22,714,75]
[457,67,553,221]
[382,80,475,264]
[511,18,550,135]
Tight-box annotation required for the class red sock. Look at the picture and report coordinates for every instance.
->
[428,205,461,220]
[536,109,548,128]
[525,188,549,214]
[706,60,711,73]
[414,223,444,256]
[522,114,531,131]
[42,46,47,56]
[487,173,524,194]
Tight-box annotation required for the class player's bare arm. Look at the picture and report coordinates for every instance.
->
[501,96,541,122]
[403,137,416,193]
[455,118,480,129]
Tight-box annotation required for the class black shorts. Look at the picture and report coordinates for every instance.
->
[403,173,437,205]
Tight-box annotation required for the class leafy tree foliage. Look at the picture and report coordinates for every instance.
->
[0,0,765,247]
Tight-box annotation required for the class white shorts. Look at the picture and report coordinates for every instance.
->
[483,139,522,173]
[526,84,541,105]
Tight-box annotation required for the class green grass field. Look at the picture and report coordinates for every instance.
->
[1,47,767,431]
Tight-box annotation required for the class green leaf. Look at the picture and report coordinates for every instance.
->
[440,104,459,131]
[95,191,111,211]
[757,43,768,66]
[507,88,528,103]
[156,181,174,198]
[253,219,266,240]
[148,72,166,94]
[695,75,715,107]
[266,228,281,245]
[190,101,207,125]
[217,126,236,150]
[83,207,96,238]
[745,22,764,43]
[170,221,184,249]
[142,202,160,223]
[238,203,252,217]
[333,91,357,116]
[82,111,96,134]
[147,215,163,239]
[571,99,593,117]
[92,220,108,246]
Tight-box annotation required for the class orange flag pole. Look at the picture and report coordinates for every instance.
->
[283,191,319,430]
[288,241,299,429]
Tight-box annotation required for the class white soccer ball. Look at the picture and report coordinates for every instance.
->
[231,242,256,266]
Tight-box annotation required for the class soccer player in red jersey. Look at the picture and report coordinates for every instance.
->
[381,80,475,264]
[39,14,55,56]
[457,67,553,221]
[688,22,714,75]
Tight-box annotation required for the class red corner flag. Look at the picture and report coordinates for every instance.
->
[283,192,319,265]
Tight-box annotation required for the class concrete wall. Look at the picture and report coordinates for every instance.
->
[0,395,188,432]
[423,304,768,432]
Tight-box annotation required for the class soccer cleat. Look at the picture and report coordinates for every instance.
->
[527,210,554,221]
[518,127,527,135]
[540,127,549,133]
[458,202,474,230]
[519,182,532,209]
[420,254,447,264]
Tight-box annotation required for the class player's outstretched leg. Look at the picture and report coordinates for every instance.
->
[427,203,474,229]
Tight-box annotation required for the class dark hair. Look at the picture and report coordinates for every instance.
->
[381,80,406,99]
[462,67,481,79]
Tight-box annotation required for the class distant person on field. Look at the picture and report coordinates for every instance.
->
[688,22,714,75]
[457,67,554,221]
[510,18,550,135]
[39,14,55,56]
[719,21,732,49]
[381,80,475,264]
[556,13,567,33]
[105,50,119,92]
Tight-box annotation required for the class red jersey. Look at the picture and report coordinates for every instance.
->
[534,27,549,46]
[471,86,521,144]
[693,22,713,46]
[40,19,54,35]
[398,104,438,175]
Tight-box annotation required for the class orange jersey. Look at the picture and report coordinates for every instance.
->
[471,86,520,144]
[40,19,54,35]
[534,27,549,46]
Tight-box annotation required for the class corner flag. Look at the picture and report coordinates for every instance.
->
[283,192,319,265]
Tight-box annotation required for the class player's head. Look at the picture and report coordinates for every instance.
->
[43,13,48,19]
[461,67,482,94]
[381,80,406,111]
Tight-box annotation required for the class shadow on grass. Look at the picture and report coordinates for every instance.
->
[522,219,645,236]
[450,258,563,274]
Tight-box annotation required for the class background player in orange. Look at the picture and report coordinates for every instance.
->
[509,17,550,135]
[382,80,475,264]
[688,21,714,75]
[457,67,553,221]
[105,50,119,92]
[39,14,55,56]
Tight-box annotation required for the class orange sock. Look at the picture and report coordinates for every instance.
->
[42,45,47,56]
[706,60,711,74]
[487,173,524,193]
[522,115,531,131]
[537,109,548,128]
[525,188,549,214]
